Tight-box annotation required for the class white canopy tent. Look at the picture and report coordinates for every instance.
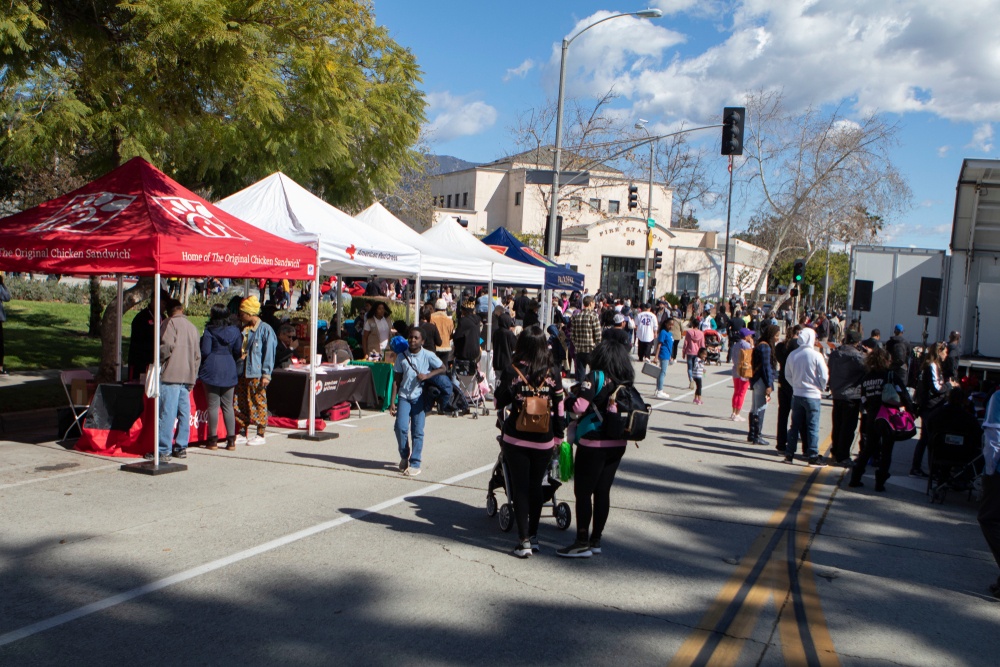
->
[421,220,545,366]
[217,173,422,440]
[421,219,545,287]
[355,203,492,282]
[218,173,421,278]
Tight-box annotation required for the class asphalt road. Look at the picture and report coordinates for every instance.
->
[1,359,997,666]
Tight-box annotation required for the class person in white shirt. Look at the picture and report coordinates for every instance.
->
[362,302,392,356]
[783,327,830,466]
[634,304,658,360]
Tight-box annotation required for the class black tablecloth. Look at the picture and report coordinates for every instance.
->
[267,366,378,419]
[83,384,145,431]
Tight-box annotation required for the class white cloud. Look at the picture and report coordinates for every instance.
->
[424,92,498,143]
[504,59,535,82]
[968,123,994,153]
[550,2,1000,127]
[698,216,726,232]
[937,145,950,158]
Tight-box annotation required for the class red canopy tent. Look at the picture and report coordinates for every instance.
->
[0,156,316,278]
[0,157,319,473]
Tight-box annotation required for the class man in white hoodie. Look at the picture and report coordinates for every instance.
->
[783,327,829,466]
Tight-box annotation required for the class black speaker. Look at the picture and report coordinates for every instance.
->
[853,280,873,312]
[917,277,943,317]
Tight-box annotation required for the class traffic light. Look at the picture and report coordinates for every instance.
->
[653,248,663,270]
[544,215,563,256]
[628,184,639,211]
[721,106,746,156]
[790,287,799,298]
[793,258,805,283]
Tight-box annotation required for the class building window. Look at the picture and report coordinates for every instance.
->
[569,198,581,212]
[589,198,601,212]
[676,272,700,295]
[447,194,452,208]
[608,200,620,214]
[463,192,468,207]
[455,194,460,208]
[514,191,521,206]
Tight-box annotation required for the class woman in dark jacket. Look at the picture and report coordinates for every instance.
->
[198,304,243,451]
[849,347,916,491]
[748,324,780,445]
[911,342,951,477]
[494,326,565,558]
[492,312,517,373]
[557,340,632,558]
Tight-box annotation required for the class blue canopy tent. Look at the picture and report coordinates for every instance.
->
[481,227,585,291]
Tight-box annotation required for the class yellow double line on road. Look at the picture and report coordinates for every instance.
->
[669,438,841,667]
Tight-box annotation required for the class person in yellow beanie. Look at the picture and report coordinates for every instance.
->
[234,295,276,446]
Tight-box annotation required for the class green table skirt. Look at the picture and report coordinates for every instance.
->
[348,360,393,411]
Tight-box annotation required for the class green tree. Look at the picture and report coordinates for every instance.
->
[0,0,424,205]
[1,0,425,379]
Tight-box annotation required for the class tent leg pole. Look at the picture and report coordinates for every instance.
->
[121,273,186,474]
[336,277,343,336]
[414,275,422,324]
[115,275,123,382]
[291,251,338,441]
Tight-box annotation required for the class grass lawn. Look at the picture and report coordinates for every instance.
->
[1,301,207,413]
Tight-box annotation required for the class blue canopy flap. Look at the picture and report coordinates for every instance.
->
[480,228,585,291]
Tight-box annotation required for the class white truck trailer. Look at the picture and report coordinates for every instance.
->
[847,245,947,345]
[945,158,1000,367]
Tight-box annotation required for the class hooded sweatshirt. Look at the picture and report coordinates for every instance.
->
[785,328,829,399]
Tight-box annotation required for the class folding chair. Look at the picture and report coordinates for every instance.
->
[60,369,95,441]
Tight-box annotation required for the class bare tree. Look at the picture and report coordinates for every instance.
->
[507,90,639,225]
[738,90,910,305]
[651,128,718,227]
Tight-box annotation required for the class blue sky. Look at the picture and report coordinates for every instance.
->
[374,0,1000,251]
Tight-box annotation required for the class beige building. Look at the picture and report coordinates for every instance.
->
[429,147,767,302]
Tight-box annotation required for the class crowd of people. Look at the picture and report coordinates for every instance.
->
[43,275,1000,591]
[128,292,280,462]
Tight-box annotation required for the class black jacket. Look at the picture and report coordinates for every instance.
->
[453,315,482,361]
[828,344,866,401]
[885,334,911,371]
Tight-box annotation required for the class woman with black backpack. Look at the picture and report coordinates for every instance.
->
[557,340,634,559]
[849,347,916,491]
[494,326,566,558]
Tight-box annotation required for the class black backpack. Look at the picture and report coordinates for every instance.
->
[603,383,651,441]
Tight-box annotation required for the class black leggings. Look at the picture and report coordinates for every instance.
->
[851,418,895,483]
[501,444,553,540]
[574,445,626,541]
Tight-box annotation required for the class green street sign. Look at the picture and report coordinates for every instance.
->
[647,218,655,229]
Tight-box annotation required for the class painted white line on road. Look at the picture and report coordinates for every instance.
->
[0,462,496,647]
[0,463,121,490]
[650,376,733,410]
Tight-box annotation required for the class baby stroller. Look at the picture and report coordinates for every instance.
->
[927,430,983,504]
[453,358,490,418]
[486,408,572,532]
[703,330,723,365]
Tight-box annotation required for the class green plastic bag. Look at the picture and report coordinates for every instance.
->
[558,441,574,482]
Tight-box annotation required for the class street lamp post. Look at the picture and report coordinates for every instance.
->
[546,8,664,268]
[635,120,656,303]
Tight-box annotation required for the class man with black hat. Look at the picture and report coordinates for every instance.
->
[828,330,867,465]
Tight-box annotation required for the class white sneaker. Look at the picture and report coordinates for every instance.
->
[246,434,266,446]
[234,434,248,446]
[654,390,669,400]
